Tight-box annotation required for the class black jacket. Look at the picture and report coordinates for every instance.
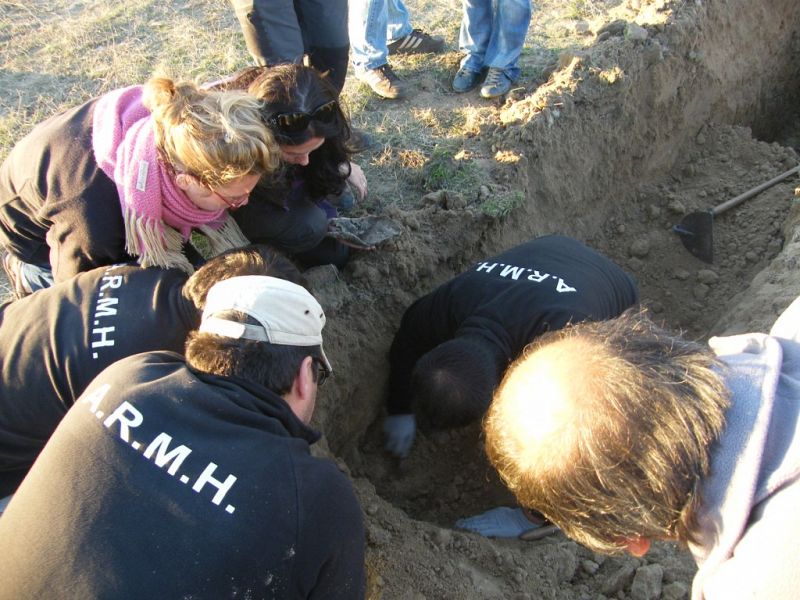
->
[0,263,196,495]
[387,235,639,414]
[0,352,365,599]
[0,97,131,281]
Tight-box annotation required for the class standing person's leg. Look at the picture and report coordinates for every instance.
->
[349,0,390,74]
[229,0,305,66]
[479,0,532,98]
[453,0,493,92]
[385,0,413,44]
[385,0,444,55]
[350,0,407,99]
[295,0,350,93]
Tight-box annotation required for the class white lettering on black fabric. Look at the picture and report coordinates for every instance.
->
[144,433,193,475]
[89,265,127,359]
[78,383,238,514]
[103,401,144,442]
[193,463,238,512]
[475,261,578,293]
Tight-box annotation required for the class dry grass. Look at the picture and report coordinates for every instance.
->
[1,0,631,211]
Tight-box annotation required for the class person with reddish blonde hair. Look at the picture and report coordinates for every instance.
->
[484,305,800,599]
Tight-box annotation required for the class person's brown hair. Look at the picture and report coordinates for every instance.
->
[484,308,730,554]
[143,76,279,188]
[182,244,306,310]
[186,328,322,395]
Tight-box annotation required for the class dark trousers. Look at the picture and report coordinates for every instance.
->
[229,0,350,92]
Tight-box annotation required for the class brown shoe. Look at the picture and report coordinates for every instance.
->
[355,64,407,100]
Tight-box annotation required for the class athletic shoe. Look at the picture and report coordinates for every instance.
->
[480,67,514,98]
[452,67,483,93]
[2,252,31,299]
[387,29,445,55]
[356,64,406,100]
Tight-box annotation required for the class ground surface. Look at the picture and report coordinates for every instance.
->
[3,1,800,599]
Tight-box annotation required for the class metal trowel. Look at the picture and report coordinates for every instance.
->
[673,164,800,263]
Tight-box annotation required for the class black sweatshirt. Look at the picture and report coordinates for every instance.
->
[387,236,640,414]
[0,263,196,495]
[0,97,132,281]
[0,352,366,600]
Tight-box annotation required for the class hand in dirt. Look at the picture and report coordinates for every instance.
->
[455,507,540,539]
[336,238,376,251]
[343,162,367,200]
[383,414,416,458]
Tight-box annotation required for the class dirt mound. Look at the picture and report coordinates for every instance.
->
[2,0,800,598]
[307,0,800,598]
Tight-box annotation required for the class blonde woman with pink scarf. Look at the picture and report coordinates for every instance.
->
[0,76,278,298]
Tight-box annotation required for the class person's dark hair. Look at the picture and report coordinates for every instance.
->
[182,244,306,310]
[185,312,323,394]
[411,337,501,429]
[247,64,353,199]
[484,309,730,554]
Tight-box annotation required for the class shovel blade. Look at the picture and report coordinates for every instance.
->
[673,210,714,263]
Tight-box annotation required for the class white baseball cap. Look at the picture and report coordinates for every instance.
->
[199,275,332,373]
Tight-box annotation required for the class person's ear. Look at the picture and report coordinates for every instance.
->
[284,356,317,424]
[174,173,192,191]
[623,536,651,557]
[296,355,316,400]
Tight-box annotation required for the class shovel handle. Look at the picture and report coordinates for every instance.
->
[712,164,800,216]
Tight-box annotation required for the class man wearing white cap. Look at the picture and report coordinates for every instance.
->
[0,276,366,599]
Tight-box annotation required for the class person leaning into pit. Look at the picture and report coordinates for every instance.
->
[217,64,368,269]
[0,275,366,599]
[383,235,639,536]
[483,305,800,599]
[0,245,303,502]
[0,75,279,298]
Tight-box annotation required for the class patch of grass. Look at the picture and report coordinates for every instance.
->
[479,190,524,218]
[420,143,482,194]
[564,0,591,20]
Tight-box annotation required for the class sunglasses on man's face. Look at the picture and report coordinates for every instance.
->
[266,100,339,134]
[313,358,332,387]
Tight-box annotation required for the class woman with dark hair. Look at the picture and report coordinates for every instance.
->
[220,64,367,269]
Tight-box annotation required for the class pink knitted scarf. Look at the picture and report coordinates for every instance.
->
[92,85,248,272]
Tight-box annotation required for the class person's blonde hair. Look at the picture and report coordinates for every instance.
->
[484,309,730,554]
[143,76,279,188]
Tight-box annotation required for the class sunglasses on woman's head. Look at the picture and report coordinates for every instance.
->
[265,100,339,134]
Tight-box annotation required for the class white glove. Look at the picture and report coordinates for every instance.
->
[383,414,416,458]
[455,507,540,538]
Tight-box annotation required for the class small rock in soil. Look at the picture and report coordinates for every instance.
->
[630,564,663,600]
[662,581,689,600]
[629,238,651,257]
[697,269,719,284]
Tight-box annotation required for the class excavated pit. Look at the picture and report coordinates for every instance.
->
[306,0,800,597]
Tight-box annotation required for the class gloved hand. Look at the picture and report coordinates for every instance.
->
[383,414,416,458]
[455,507,540,538]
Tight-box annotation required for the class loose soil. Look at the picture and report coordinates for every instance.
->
[3,0,800,599]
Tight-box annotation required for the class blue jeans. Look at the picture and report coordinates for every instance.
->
[349,0,413,71]
[459,0,532,81]
[19,261,54,293]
